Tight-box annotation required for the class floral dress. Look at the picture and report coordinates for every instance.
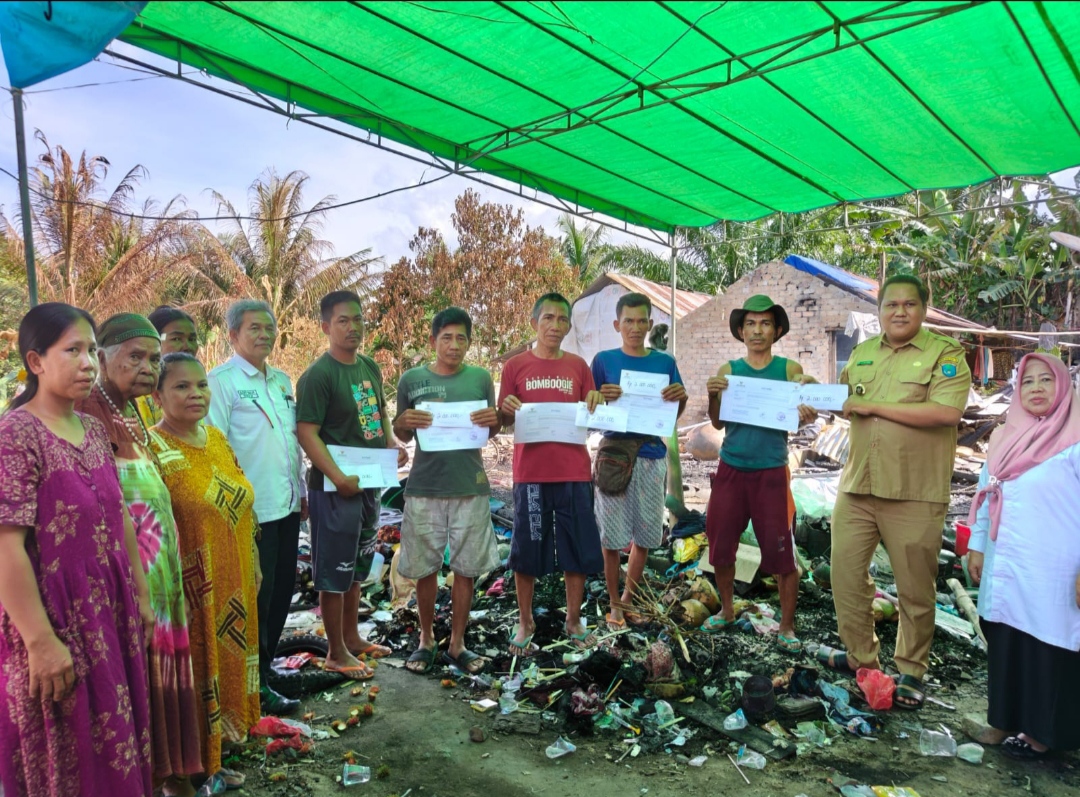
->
[149,425,260,776]
[0,409,152,797]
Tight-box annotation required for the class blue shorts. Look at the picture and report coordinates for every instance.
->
[509,482,604,577]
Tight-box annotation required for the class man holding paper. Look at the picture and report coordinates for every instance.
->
[591,292,687,629]
[498,293,606,654]
[703,295,817,652]
[393,307,501,675]
[296,291,409,680]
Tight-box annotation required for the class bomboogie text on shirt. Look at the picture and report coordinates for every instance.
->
[524,376,575,395]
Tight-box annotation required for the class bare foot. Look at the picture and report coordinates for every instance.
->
[162,776,196,797]
[323,650,373,679]
[565,621,596,648]
[1019,733,1049,753]
[346,637,392,658]
[508,620,536,656]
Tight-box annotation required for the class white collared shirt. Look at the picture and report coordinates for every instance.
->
[207,353,304,523]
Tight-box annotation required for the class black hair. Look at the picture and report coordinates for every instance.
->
[156,352,202,390]
[8,303,96,413]
[531,292,571,321]
[616,291,652,318]
[879,274,929,307]
[147,305,195,334]
[648,323,669,352]
[320,290,363,322]
[431,306,472,340]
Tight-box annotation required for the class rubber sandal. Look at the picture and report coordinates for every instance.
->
[405,646,438,674]
[351,641,392,659]
[1002,736,1052,760]
[894,674,925,710]
[777,633,804,653]
[815,645,854,673]
[605,613,627,631]
[567,628,597,649]
[508,624,538,657]
[624,610,649,627]
[699,614,737,634]
[442,648,488,674]
[323,662,375,681]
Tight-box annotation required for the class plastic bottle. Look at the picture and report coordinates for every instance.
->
[957,742,985,763]
[654,700,675,725]
[723,709,748,730]
[342,764,372,785]
[735,746,766,770]
[918,728,957,757]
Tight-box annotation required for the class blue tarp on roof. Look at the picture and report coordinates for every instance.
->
[783,255,875,298]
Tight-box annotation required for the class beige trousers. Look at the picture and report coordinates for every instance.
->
[830,492,946,679]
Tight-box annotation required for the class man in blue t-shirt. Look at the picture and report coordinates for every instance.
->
[591,293,686,629]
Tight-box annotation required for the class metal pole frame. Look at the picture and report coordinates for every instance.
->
[12,88,38,307]
[669,229,678,357]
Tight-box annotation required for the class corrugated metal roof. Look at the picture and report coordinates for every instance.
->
[575,272,712,319]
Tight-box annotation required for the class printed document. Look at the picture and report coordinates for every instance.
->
[324,445,400,490]
[575,401,629,432]
[513,402,587,445]
[415,400,489,451]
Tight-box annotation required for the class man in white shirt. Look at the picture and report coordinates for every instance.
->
[208,299,306,716]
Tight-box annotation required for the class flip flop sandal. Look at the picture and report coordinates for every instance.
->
[323,662,375,681]
[508,624,538,657]
[442,648,488,674]
[352,642,393,659]
[893,674,925,710]
[567,629,597,649]
[605,613,627,630]
[624,610,649,627]
[698,614,737,634]
[217,768,245,790]
[1002,736,1052,760]
[405,646,438,675]
[815,645,853,673]
[776,633,804,653]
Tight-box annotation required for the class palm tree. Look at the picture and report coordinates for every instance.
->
[557,213,611,281]
[211,170,381,330]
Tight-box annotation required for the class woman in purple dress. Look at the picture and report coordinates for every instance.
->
[0,303,155,797]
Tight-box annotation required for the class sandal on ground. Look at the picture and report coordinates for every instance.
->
[195,774,226,797]
[1003,736,1052,760]
[351,641,392,659]
[508,624,538,657]
[405,645,438,674]
[605,613,627,631]
[776,633,804,653]
[815,645,854,673]
[699,614,737,634]
[442,648,488,674]
[894,674,925,710]
[323,661,375,681]
[216,769,244,790]
[567,628,597,649]
[624,610,649,627]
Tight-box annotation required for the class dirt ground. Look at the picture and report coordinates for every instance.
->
[229,449,1080,797]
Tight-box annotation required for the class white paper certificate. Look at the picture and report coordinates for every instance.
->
[324,445,400,490]
[794,383,849,411]
[617,393,679,437]
[574,401,629,432]
[513,402,588,445]
[416,400,488,428]
[719,375,801,431]
[619,370,669,397]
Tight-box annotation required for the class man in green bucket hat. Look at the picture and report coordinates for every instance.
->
[701,295,819,653]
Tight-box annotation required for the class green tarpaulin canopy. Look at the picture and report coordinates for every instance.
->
[116,1,1080,232]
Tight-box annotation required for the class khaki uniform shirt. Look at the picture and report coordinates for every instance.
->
[839,326,969,504]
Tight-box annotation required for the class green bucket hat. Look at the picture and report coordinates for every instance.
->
[729,295,790,341]
[97,313,160,348]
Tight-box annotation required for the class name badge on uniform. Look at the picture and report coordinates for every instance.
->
[238,389,259,399]
[938,356,960,378]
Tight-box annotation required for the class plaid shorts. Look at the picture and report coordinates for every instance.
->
[595,456,667,550]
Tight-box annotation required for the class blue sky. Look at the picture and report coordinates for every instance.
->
[0,43,659,272]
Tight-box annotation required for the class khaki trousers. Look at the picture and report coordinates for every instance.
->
[831,492,946,679]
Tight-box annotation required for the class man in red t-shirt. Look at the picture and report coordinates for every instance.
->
[498,293,605,654]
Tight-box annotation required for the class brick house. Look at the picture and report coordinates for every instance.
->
[676,256,986,423]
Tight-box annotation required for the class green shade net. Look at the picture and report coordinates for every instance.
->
[120,1,1080,232]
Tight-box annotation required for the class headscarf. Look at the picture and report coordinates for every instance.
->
[97,313,159,348]
[968,353,1080,540]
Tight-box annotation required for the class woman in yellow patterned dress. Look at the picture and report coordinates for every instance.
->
[148,353,262,780]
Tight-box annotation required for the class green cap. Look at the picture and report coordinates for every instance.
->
[97,313,160,348]
[729,295,790,341]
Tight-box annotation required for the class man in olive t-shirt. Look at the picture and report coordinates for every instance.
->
[296,291,408,680]
[393,307,501,675]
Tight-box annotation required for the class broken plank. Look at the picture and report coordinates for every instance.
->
[679,701,797,761]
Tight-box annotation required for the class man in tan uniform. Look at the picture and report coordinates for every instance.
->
[823,274,970,710]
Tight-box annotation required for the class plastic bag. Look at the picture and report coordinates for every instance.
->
[672,534,706,563]
[856,668,895,710]
[250,716,302,738]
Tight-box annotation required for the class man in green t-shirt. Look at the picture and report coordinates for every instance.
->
[392,307,501,675]
[702,295,817,653]
[296,290,408,680]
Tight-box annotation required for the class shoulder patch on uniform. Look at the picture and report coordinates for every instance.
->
[938,354,960,378]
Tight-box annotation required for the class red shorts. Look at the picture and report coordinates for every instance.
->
[705,460,797,575]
